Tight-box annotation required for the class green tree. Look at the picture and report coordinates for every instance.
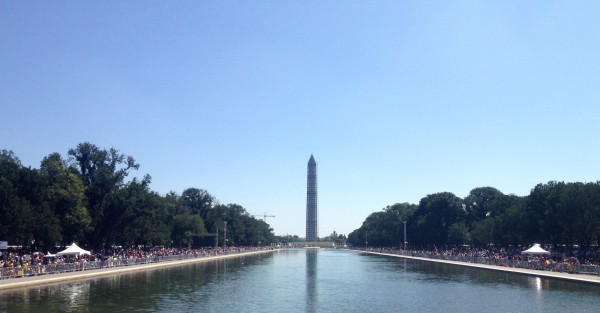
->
[347,202,417,248]
[0,150,33,246]
[463,187,503,229]
[40,152,91,245]
[470,218,496,246]
[489,194,526,246]
[181,187,215,219]
[68,142,139,248]
[172,214,206,248]
[447,222,470,245]
[385,203,417,247]
[566,182,600,248]
[108,175,171,247]
[321,231,347,246]
[204,203,274,247]
[412,192,465,247]
[524,181,565,246]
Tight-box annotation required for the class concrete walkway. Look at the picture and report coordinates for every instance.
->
[0,249,276,291]
[363,250,600,285]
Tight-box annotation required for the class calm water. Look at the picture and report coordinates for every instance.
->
[1,249,600,312]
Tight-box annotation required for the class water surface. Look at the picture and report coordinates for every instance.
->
[1,249,599,312]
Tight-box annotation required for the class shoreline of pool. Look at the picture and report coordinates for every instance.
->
[360,250,600,285]
[0,249,278,291]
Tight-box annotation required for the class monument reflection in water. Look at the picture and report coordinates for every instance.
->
[306,248,318,313]
[2,249,600,312]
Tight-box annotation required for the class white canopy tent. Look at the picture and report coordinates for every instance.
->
[56,243,91,256]
[521,243,551,255]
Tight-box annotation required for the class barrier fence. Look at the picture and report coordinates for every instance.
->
[0,249,262,280]
[359,249,600,276]
[5,248,598,279]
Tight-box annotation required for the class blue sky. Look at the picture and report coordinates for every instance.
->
[2,2,599,237]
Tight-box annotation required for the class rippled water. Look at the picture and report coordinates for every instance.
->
[1,249,599,312]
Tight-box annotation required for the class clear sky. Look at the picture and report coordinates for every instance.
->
[2,2,599,237]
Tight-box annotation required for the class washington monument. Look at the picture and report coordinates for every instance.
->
[306,155,318,242]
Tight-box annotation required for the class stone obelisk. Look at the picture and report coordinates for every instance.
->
[306,155,318,242]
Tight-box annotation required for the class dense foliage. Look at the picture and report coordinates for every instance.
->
[348,185,600,249]
[0,144,275,250]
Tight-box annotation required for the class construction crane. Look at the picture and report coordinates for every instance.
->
[253,213,275,222]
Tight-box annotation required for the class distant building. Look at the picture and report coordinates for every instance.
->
[306,155,318,242]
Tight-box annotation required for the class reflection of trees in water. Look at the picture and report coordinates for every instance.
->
[374,255,598,293]
[61,282,91,310]
[305,249,318,313]
[410,261,523,286]
[0,280,91,312]
[86,255,271,311]
[0,253,273,312]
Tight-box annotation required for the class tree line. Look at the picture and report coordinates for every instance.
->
[0,143,275,251]
[348,183,600,249]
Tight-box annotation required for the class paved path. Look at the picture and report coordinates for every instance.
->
[363,251,600,285]
[0,250,275,291]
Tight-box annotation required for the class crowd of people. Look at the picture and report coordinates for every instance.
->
[4,244,600,280]
[364,245,600,275]
[0,251,46,268]
[0,246,273,279]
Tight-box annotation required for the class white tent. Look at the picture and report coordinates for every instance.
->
[56,243,91,256]
[521,243,550,255]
